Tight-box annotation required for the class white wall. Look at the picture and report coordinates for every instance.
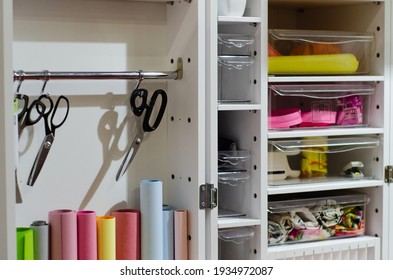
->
[14,0,171,226]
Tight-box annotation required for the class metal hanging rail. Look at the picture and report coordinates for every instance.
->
[13,58,183,82]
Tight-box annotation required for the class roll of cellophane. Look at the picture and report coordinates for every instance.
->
[111,209,140,260]
[30,220,49,260]
[16,227,34,260]
[140,179,163,260]
[48,209,77,260]
[77,210,97,260]
[96,216,116,260]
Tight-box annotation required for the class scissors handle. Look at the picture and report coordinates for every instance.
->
[16,94,29,121]
[142,89,167,132]
[50,95,70,134]
[37,95,54,135]
[24,100,47,126]
[16,94,46,126]
[38,95,70,135]
[130,88,148,117]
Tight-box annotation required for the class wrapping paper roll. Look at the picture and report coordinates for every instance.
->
[163,205,174,260]
[140,179,163,260]
[174,209,188,260]
[16,227,34,260]
[48,209,77,260]
[30,221,49,260]
[111,209,141,260]
[96,216,116,260]
[77,210,97,260]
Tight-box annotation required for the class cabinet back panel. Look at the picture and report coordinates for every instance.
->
[14,0,170,227]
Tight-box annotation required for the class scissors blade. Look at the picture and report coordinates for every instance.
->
[116,133,144,181]
[27,133,55,186]
[15,170,22,204]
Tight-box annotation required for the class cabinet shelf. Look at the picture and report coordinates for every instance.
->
[218,16,261,24]
[218,104,261,111]
[269,0,385,7]
[218,217,261,229]
[267,236,380,260]
[268,127,383,139]
[268,75,385,83]
[268,178,383,195]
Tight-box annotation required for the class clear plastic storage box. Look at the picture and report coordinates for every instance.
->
[219,226,255,259]
[218,55,255,103]
[218,34,255,56]
[268,29,374,75]
[218,149,251,218]
[268,82,375,129]
[268,136,379,185]
[268,194,367,245]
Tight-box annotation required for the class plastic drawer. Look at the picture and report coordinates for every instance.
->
[218,55,255,103]
[268,29,374,75]
[268,136,379,185]
[268,82,375,129]
[218,34,255,56]
[268,194,367,245]
[219,226,255,259]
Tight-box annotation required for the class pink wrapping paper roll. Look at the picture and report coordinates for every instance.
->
[96,216,116,260]
[174,209,188,260]
[77,210,97,260]
[48,209,77,260]
[111,209,141,260]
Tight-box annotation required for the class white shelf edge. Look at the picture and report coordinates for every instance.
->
[218,16,261,24]
[218,218,261,229]
[268,75,385,83]
[268,127,384,139]
[267,236,380,259]
[268,179,384,195]
[218,104,261,111]
[121,0,169,2]
[269,0,386,7]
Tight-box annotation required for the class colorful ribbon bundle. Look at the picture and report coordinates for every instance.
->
[268,198,365,245]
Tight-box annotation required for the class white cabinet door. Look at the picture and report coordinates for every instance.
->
[166,0,209,259]
[0,0,16,260]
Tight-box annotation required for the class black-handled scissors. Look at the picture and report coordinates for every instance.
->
[116,88,167,181]
[16,94,46,135]
[27,95,70,186]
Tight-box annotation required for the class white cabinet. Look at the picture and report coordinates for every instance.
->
[1,0,208,260]
[211,0,390,260]
[0,0,392,260]
[265,0,388,260]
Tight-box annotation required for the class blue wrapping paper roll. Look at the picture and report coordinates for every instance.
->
[140,179,163,260]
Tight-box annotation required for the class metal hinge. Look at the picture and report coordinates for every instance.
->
[385,165,393,183]
[199,183,217,209]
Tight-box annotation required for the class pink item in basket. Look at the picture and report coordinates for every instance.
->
[336,95,363,125]
[300,110,337,127]
[268,108,302,128]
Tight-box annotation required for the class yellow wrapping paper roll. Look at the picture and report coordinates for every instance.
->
[96,216,116,260]
[268,53,359,74]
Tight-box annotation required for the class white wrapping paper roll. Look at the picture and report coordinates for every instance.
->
[30,220,49,260]
[140,180,163,260]
[163,205,174,260]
